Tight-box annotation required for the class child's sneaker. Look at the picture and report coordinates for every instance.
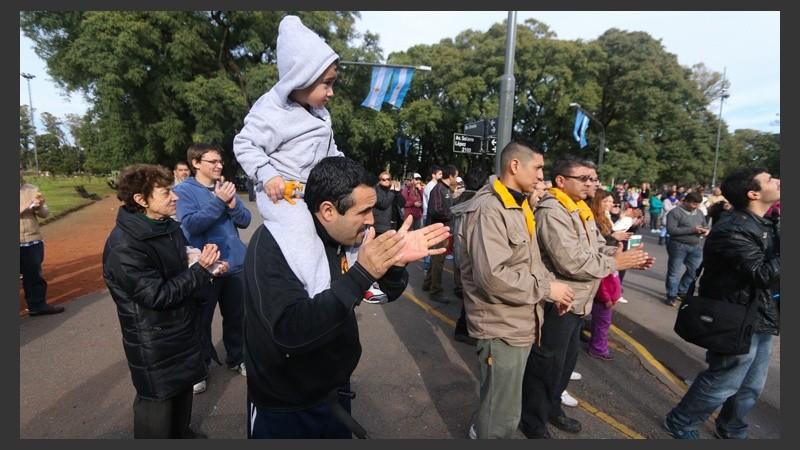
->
[362,283,388,304]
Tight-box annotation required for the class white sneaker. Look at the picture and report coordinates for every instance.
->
[362,282,388,304]
[229,362,246,376]
[617,297,629,304]
[561,390,578,407]
[193,380,207,394]
[570,371,582,381]
[469,423,477,439]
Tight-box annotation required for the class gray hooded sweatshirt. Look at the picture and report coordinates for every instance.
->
[232,15,344,297]
[233,15,343,185]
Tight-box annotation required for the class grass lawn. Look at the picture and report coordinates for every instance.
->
[25,174,118,225]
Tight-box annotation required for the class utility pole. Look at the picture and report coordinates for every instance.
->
[495,11,517,176]
[711,67,729,189]
[21,72,40,175]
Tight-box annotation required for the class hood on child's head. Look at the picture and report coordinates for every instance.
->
[274,15,339,99]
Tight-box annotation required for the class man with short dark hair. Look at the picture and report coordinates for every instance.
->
[460,141,574,438]
[664,191,708,306]
[423,164,458,303]
[243,156,449,438]
[663,167,780,439]
[174,143,252,394]
[173,160,191,185]
[519,155,654,439]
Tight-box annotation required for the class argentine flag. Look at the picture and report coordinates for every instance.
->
[573,110,590,148]
[361,66,393,111]
[384,68,415,108]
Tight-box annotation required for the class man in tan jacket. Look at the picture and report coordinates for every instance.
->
[519,155,653,439]
[460,140,574,439]
[20,168,63,316]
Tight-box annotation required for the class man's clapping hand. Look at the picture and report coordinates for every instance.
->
[394,215,450,265]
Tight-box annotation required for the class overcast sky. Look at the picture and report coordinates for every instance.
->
[20,11,780,133]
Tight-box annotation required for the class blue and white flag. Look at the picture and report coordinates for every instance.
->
[573,110,590,148]
[361,66,393,111]
[396,136,413,156]
[384,68,414,108]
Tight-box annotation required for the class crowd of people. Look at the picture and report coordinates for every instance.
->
[21,14,779,441]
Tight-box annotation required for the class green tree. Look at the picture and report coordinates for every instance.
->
[20,105,35,169]
[22,11,778,184]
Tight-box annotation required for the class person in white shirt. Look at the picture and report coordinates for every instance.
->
[421,165,442,271]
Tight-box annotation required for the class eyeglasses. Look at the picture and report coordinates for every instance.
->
[561,174,598,183]
[201,159,224,166]
[380,177,391,181]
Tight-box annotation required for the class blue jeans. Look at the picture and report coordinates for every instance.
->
[665,240,702,298]
[665,333,773,439]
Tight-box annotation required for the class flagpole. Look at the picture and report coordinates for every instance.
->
[340,61,432,71]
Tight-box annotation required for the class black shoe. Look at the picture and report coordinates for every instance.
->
[429,293,450,304]
[27,304,65,316]
[548,414,582,433]
[187,429,207,439]
[529,429,552,439]
[666,297,678,307]
[454,332,477,346]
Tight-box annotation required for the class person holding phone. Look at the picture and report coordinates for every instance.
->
[663,191,709,307]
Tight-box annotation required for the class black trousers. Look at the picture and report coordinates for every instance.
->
[196,271,245,367]
[20,242,48,311]
[519,304,582,436]
[133,387,196,438]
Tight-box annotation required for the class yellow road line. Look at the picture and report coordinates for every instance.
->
[403,276,690,439]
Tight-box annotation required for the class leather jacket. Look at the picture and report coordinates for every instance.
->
[698,208,780,335]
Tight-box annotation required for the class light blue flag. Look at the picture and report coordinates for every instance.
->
[384,68,415,108]
[362,66,393,111]
[573,110,590,148]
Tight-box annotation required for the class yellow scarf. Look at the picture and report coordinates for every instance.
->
[493,178,535,237]
[549,187,594,234]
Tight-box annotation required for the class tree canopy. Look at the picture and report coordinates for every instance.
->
[20,11,778,187]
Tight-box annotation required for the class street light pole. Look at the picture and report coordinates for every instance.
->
[569,102,606,166]
[21,72,39,175]
[711,67,728,189]
[495,11,517,176]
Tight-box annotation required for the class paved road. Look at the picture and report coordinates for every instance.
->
[19,199,779,439]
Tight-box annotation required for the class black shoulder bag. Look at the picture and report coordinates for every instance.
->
[673,264,759,355]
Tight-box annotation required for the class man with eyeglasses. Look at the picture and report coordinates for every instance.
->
[174,143,252,394]
[519,155,654,439]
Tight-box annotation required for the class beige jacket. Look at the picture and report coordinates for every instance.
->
[20,182,49,244]
[534,192,617,317]
[459,178,553,347]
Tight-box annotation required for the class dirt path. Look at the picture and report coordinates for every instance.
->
[19,195,120,317]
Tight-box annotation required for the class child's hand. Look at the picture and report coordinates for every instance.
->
[265,176,285,203]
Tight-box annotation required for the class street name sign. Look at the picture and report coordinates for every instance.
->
[453,133,483,154]
[463,120,485,137]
